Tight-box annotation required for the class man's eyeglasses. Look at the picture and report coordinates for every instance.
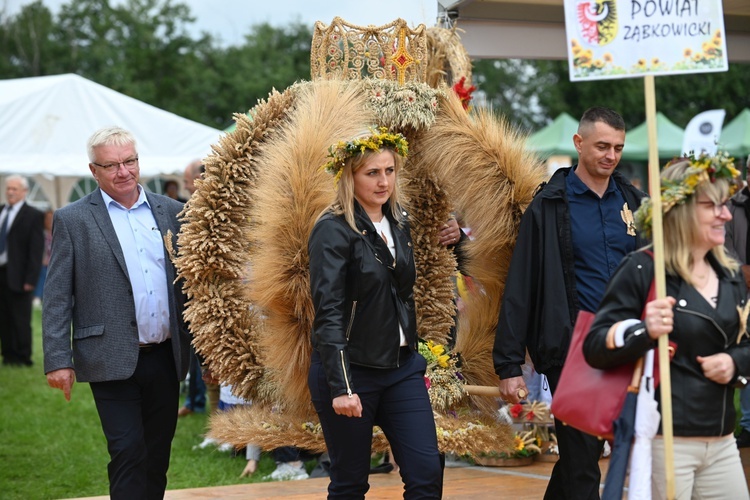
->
[696,199,730,216]
[91,157,139,171]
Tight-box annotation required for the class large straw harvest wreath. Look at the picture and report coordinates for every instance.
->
[174,18,546,456]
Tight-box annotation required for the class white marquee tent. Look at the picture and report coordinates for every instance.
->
[0,73,223,207]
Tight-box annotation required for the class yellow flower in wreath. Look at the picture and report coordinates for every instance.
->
[436,354,450,368]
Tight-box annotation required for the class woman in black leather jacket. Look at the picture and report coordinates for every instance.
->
[308,129,443,499]
[584,156,750,499]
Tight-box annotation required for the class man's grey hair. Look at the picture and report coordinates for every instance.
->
[87,126,137,162]
[5,174,29,191]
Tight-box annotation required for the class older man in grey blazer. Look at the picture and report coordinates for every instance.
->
[43,126,190,499]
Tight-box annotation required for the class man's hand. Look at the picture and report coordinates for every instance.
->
[23,283,35,292]
[46,368,76,401]
[497,376,528,404]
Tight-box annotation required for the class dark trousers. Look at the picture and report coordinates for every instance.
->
[0,265,34,365]
[545,366,604,500]
[184,347,206,411]
[90,340,179,500]
[309,348,443,499]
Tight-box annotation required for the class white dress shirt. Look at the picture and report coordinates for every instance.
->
[100,187,171,344]
[0,199,25,266]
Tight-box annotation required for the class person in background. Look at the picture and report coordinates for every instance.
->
[0,175,45,366]
[163,179,186,203]
[308,128,444,498]
[494,107,646,499]
[183,159,204,197]
[43,126,190,499]
[585,155,750,498]
[724,155,750,448]
[177,159,210,418]
[34,209,54,306]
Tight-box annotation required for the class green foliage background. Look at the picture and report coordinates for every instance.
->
[0,308,289,499]
[2,0,748,133]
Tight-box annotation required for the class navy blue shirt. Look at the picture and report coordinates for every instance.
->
[567,168,637,312]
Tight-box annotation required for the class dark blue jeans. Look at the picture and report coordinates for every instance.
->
[184,347,206,412]
[309,348,443,499]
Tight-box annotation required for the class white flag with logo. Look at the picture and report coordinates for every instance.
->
[682,109,725,156]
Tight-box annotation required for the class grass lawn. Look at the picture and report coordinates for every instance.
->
[7,307,740,498]
[0,307,281,500]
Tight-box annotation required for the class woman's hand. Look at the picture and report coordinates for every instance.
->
[697,353,736,385]
[644,296,677,340]
[439,218,461,246]
[332,393,363,417]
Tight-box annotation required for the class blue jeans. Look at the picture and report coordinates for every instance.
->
[740,386,750,432]
[184,348,206,412]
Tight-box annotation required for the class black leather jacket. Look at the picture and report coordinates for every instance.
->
[584,249,750,437]
[494,166,647,379]
[308,201,417,399]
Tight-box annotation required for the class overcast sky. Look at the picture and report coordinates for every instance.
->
[3,0,440,46]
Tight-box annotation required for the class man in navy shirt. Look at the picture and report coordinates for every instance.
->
[494,107,647,499]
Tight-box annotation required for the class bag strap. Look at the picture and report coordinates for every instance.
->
[629,249,656,392]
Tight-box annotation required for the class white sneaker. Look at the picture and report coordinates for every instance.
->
[265,462,309,481]
[217,442,234,453]
[193,437,219,450]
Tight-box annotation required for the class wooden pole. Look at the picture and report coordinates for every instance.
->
[644,74,675,499]
[463,385,501,397]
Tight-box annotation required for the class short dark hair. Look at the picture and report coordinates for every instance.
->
[579,107,625,132]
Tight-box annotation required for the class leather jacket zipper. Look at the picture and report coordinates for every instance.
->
[345,301,357,341]
[676,307,730,434]
[339,350,352,397]
[675,308,730,346]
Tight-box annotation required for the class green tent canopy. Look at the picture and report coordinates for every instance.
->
[526,112,579,157]
[620,112,684,162]
[719,108,750,158]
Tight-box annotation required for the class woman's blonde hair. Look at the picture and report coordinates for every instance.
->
[332,148,404,231]
[661,159,739,283]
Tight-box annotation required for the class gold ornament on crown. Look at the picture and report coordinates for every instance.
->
[311,17,427,85]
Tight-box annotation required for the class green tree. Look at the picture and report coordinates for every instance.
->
[0,0,313,128]
[472,58,750,130]
[213,21,312,128]
[0,1,69,77]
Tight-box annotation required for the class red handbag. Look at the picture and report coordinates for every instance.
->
[550,276,656,441]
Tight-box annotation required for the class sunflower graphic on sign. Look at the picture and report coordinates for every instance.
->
[576,0,618,46]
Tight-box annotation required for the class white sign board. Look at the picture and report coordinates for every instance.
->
[682,109,725,156]
[564,0,728,81]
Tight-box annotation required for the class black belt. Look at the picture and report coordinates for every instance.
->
[139,338,171,353]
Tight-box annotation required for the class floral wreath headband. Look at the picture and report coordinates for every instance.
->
[634,152,741,238]
[322,127,409,183]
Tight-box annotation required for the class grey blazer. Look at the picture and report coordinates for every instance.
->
[42,188,190,383]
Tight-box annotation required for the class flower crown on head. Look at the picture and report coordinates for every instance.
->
[321,127,409,183]
[634,151,741,238]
